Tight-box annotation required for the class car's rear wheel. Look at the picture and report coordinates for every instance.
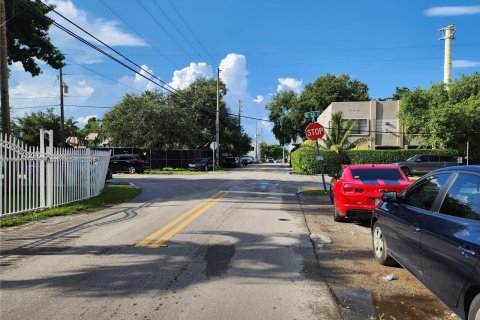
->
[372,222,396,266]
[333,199,346,222]
[127,166,136,174]
[401,166,410,177]
[468,294,480,320]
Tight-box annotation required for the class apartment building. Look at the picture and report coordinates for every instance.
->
[316,100,418,149]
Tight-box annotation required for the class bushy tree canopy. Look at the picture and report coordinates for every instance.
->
[6,0,64,76]
[399,73,480,157]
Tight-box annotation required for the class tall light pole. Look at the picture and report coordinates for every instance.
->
[216,67,220,167]
[438,25,455,86]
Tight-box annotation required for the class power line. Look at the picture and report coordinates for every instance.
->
[167,0,216,65]
[135,0,196,62]
[20,2,176,94]
[98,0,179,70]
[50,7,177,93]
[151,0,206,62]
[66,59,143,93]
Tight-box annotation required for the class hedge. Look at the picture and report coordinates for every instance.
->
[291,148,458,175]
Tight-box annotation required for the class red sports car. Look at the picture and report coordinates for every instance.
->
[330,164,412,222]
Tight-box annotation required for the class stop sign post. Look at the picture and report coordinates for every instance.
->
[304,118,327,191]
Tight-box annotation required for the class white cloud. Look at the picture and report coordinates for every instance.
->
[253,95,264,103]
[452,60,480,68]
[76,115,97,124]
[169,62,213,90]
[118,64,159,91]
[219,53,248,101]
[46,0,147,64]
[277,78,302,94]
[424,6,480,16]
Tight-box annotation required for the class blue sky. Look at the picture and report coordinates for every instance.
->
[9,0,480,144]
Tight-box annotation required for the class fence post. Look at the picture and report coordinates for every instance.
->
[46,130,54,208]
[86,148,91,198]
[39,130,46,208]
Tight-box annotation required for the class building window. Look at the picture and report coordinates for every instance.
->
[350,119,369,135]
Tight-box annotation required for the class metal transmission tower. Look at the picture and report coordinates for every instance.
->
[438,25,455,86]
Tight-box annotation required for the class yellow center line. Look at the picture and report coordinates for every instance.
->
[135,191,224,247]
[148,192,228,248]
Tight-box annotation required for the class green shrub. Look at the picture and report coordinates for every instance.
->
[291,148,458,175]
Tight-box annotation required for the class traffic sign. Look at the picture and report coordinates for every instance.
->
[305,122,325,141]
[210,142,217,150]
[316,155,324,161]
[304,111,320,118]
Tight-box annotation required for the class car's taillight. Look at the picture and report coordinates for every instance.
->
[343,184,364,193]
[138,159,145,164]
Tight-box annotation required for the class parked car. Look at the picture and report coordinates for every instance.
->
[329,164,412,222]
[266,157,274,163]
[241,156,254,164]
[106,168,113,180]
[109,154,146,174]
[221,157,238,168]
[188,157,213,171]
[372,165,480,320]
[395,154,458,176]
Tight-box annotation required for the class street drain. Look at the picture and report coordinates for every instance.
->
[278,218,290,221]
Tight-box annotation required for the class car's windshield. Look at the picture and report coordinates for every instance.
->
[195,158,208,163]
[351,168,404,181]
[406,156,419,162]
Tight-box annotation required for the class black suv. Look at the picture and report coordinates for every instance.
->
[396,154,458,176]
[109,154,146,174]
[188,158,213,171]
[221,157,238,168]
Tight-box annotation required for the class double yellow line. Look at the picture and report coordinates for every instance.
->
[135,191,228,248]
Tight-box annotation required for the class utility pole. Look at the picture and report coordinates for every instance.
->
[255,122,258,162]
[238,99,241,127]
[438,25,455,86]
[216,67,220,167]
[59,68,65,147]
[0,0,11,135]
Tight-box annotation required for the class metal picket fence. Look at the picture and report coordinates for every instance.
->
[0,130,111,217]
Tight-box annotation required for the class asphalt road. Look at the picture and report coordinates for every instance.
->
[0,164,339,320]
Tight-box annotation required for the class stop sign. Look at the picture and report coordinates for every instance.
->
[305,122,325,141]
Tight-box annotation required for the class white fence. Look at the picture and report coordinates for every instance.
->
[1,130,111,217]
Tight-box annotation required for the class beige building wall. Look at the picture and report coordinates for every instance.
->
[316,100,414,149]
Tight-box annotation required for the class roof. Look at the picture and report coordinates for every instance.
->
[434,165,480,173]
[343,164,400,169]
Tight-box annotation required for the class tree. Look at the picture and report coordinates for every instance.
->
[2,0,65,134]
[265,90,298,145]
[260,142,284,159]
[319,111,371,152]
[399,72,480,158]
[5,0,64,76]
[12,108,77,146]
[102,79,252,152]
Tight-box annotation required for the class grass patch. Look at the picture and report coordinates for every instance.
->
[0,186,141,228]
[301,190,330,196]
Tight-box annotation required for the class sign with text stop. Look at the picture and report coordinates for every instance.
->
[305,122,325,141]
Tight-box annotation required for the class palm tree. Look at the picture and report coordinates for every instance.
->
[319,111,371,152]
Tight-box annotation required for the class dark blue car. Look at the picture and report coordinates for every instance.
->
[371,166,480,320]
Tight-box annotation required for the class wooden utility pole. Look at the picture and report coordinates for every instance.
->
[238,99,241,127]
[0,0,11,135]
[59,68,65,147]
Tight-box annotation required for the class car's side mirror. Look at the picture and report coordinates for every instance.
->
[328,172,339,179]
[381,191,398,203]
